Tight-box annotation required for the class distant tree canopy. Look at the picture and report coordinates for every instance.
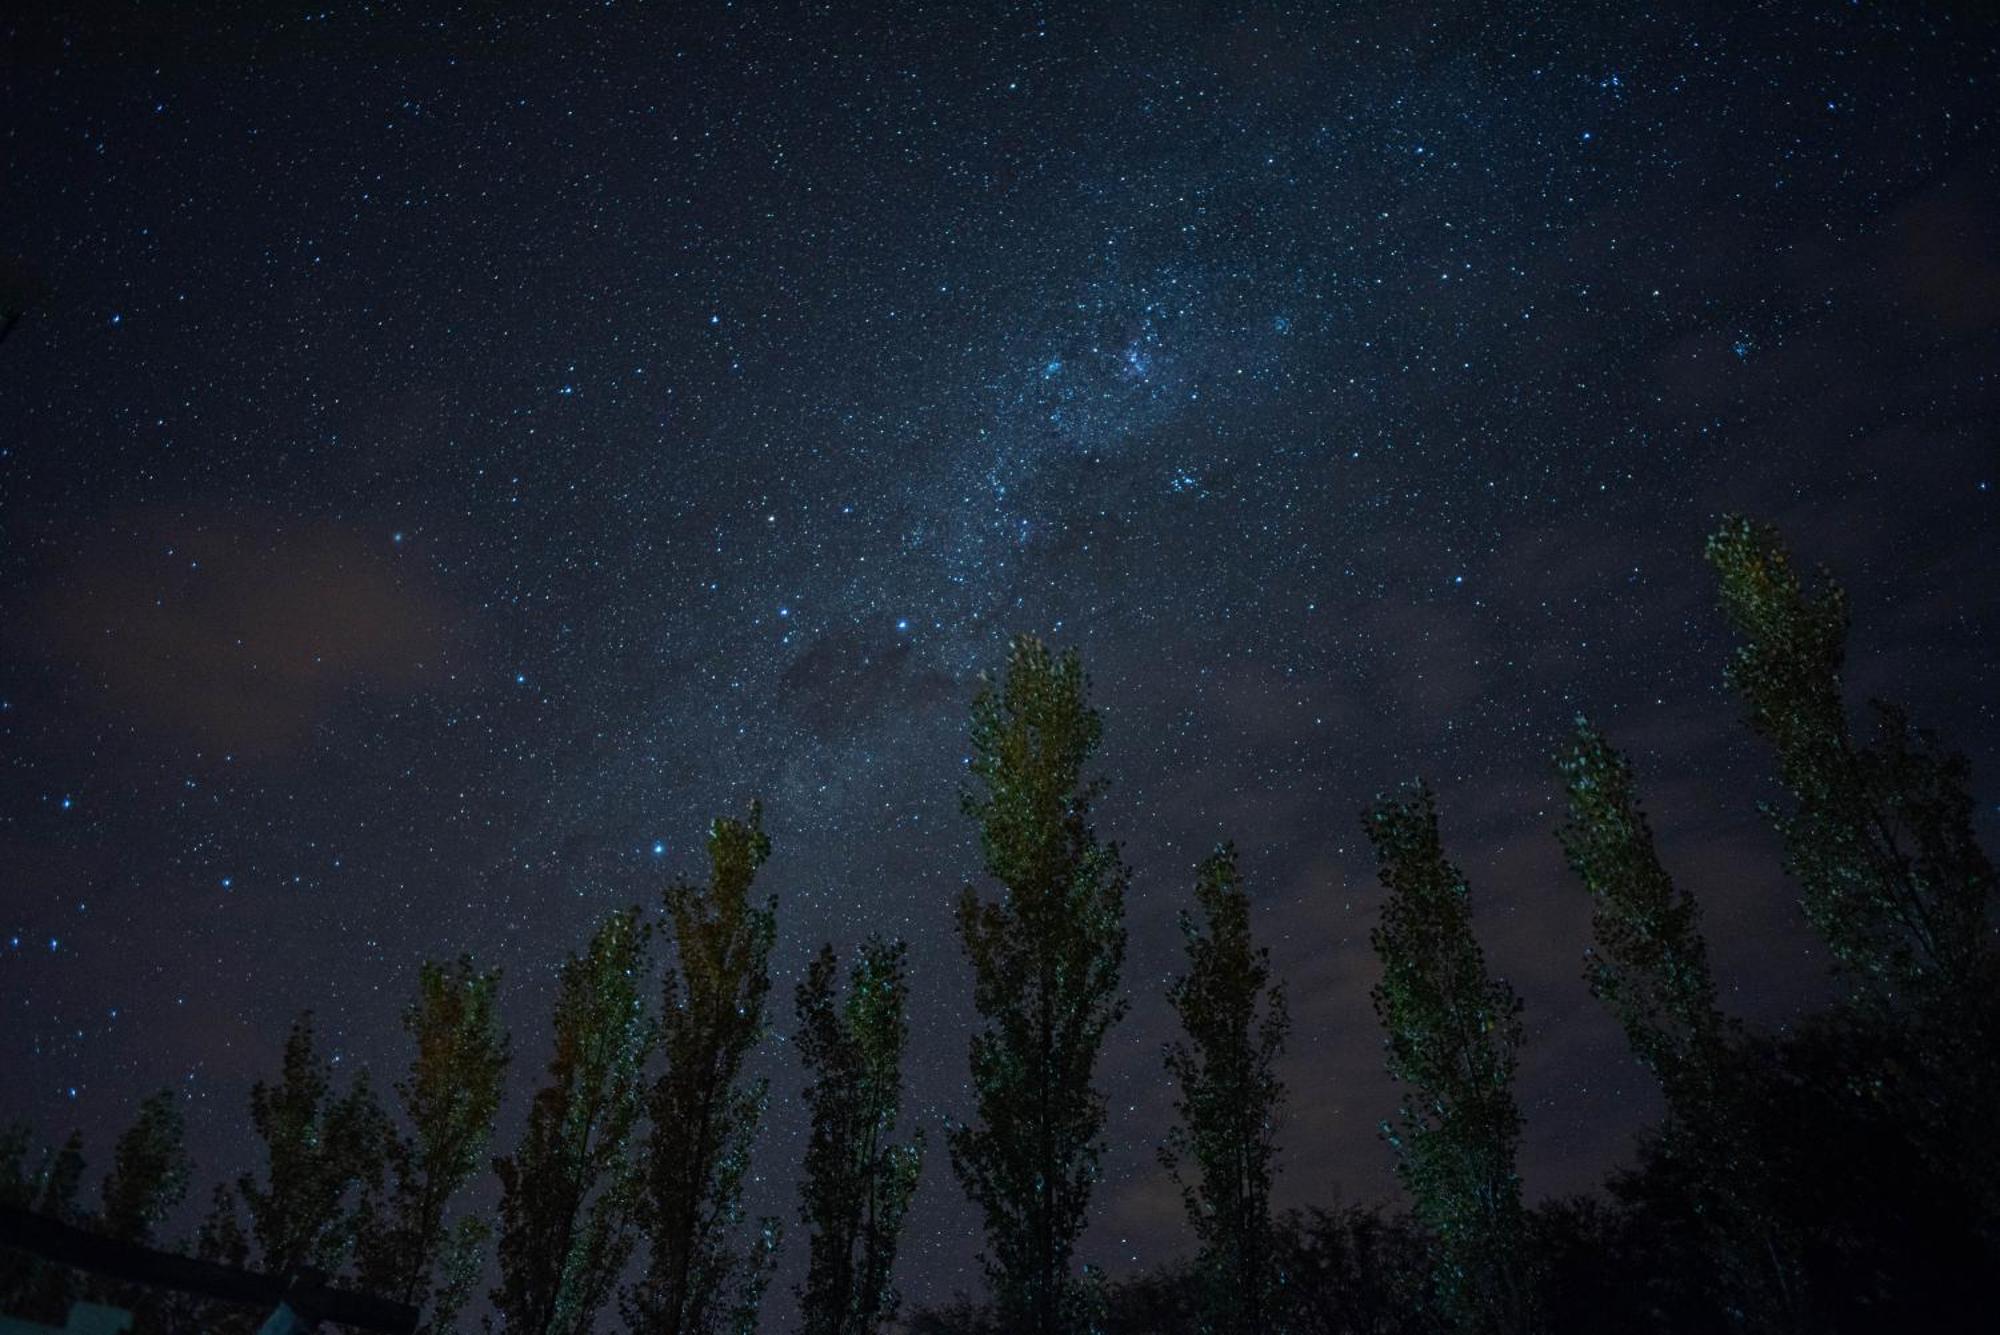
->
[3,516,1995,1335]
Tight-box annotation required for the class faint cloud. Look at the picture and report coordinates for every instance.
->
[28,511,467,756]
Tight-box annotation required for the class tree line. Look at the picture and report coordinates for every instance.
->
[4,513,1995,1334]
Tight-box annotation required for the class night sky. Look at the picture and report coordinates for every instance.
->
[3,1,1997,1319]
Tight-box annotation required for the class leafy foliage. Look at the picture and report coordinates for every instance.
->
[1706,514,1996,1006]
[1364,783,1533,1335]
[1161,842,1289,1333]
[494,906,656,1335]
[84,1089,198,1327]
[950,635,1129,1335]
[1555,721,1726,1093]
[627,803,782,1335]
[97,1089,192,1247]
[1270,1203,1431,1335]
[1709,514,2000,1233]
[357,956,510,1333]
[1556,720,1805,1330]
[794,936,925,1335]
[238,1012,390,1278]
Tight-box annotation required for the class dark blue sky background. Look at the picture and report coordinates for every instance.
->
[4,1,1996,1319]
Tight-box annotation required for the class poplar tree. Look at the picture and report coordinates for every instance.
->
[494,907,656,1335]
[951,634,1129,1334]
[239,1012,390,1279]
[1556,720,1804,1330]
[627,804,782,1335]
[794,936,925,1335]
[1705,514,1996,1007]
[358,956,510,1333]
[1161,843,1289,1334]
[1707,515,2000,1242]
[1364,783,1532,1335]
[1555,722,1726,1109]
[97,1089,192,1247]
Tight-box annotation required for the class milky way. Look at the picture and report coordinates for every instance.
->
[3,3,1997,1316]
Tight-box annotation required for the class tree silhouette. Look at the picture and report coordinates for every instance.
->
[96,1089,191,1248]
[794,936,924,1335]
[494,906,655,1335]
[1706,514,1995,1007]
[1557,720,1804,1330]
[950,634,1128,1334]
[238,1012,389,1279]
[1365,783,1533,1335]
[1161,842,1289,1333]
[626,804,781,1335]
[358,956,509,1334]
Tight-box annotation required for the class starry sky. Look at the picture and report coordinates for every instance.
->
[3,0,1997,1319]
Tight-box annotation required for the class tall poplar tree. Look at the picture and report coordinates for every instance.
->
[951,634,1129,1335]
[238,1012,390,1279]
[1365,783,1533,1335]
[1555,722,1727,1109]
[1707,515,2000,1245]
[358,956,510,1334]
[627,804,782,1335]
[494,906,656,1335]
[794,936,925,1335]
[1705,514,1996,1007]
[1556,720,1804,1330]
[1161,843,1289,1334]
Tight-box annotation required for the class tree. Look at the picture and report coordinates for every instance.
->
[1364,783,1533,1335]
[1705,514,1995,1007]
[950,634,1129,1335]
[626,803,782,1335]
[0,1126,87,1321]
[358,957,509,1333]
[1270,1203,1430,1335]
[1556,721,1803,1330]
[494,906,656,1335]
[1161,842,1289,1333]
[794,936,925,1335]
[1708,515,2000,1233]
[1554,722,1726,1096]
[1707,515,2000,1276]
[84,1089,197,1328]
[98,1089,192,1247]
[167,1182,256,1335]
[238,1012,390,1279]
